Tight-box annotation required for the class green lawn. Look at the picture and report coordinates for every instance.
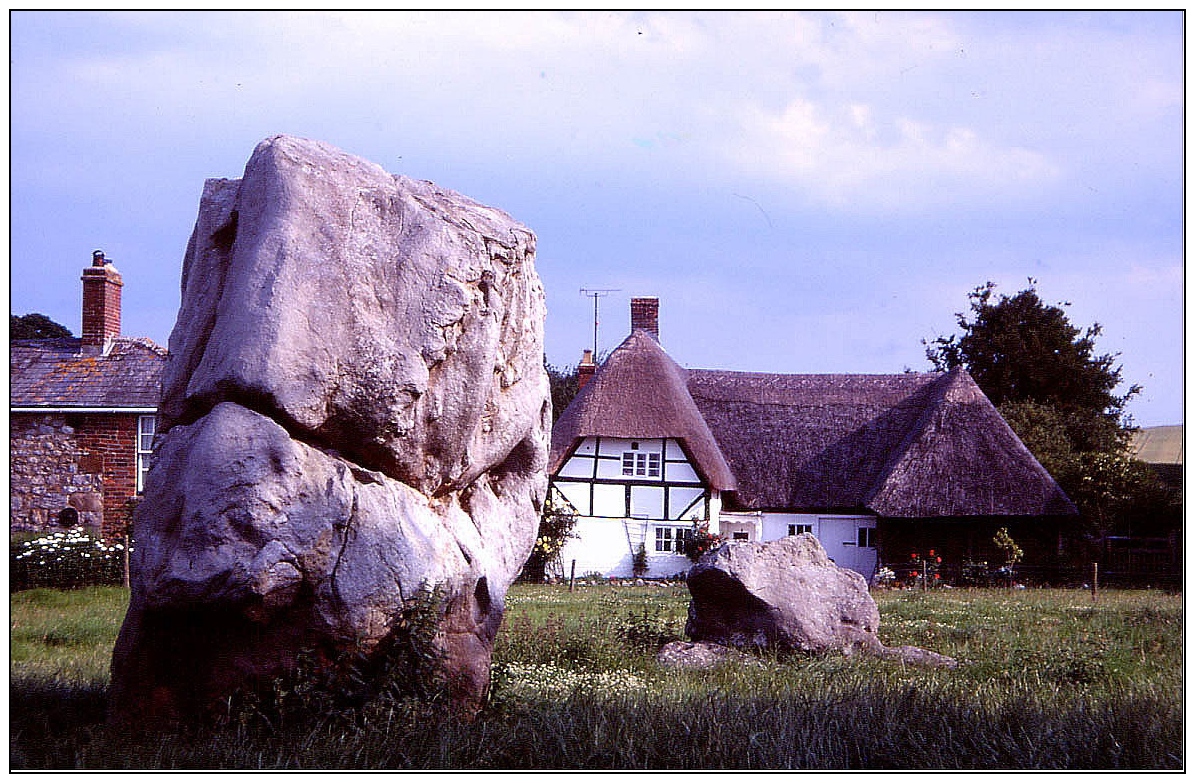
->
[9,583,1183,769]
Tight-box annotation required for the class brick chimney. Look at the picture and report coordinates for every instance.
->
[630,296,659,341]
[81,250,122,354]
[577,349,597,390]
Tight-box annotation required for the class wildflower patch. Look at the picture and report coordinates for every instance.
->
[11,528,126,591]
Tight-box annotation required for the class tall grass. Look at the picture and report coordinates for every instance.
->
[9,584,1183,769]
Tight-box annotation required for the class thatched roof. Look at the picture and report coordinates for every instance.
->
[864,368,1078,517]
[551,330,1077,519]
[549,330,736,490]
[10,337,166,409]
[686,370,940,512]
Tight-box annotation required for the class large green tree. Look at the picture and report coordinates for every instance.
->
[11,313,72,340]
[925,281,1138,452]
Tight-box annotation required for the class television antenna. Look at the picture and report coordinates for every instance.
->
[580,288,620,357]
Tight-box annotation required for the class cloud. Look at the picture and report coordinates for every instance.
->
[731,98,1060,211]
[9,10,1183,424]
[12,11,1177,207]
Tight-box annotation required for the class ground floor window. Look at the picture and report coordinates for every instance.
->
[654,525,693,553]
[137,415,156,494]
[788,523,813,536]
[732,532,749,540]
[857,526,876,548]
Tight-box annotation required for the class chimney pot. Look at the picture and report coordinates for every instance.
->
[577,348,597,390]
[81,250,123,353]
[630,296,659,341]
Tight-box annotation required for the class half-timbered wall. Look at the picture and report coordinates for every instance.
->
[551,436,713,578]
[551,437,879,580]
[552,437,709,522]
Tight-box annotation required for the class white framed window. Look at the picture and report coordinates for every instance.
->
[654,525,693,553]
[788,523,813,537]
[857,527,876,548]
[137,415,156,494]
[622,450,661,478]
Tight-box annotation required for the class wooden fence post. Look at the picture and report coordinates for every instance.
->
[569,559,576,593]
[1091,562,1099,603]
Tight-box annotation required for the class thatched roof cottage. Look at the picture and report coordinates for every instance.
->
[549,298,1077,582]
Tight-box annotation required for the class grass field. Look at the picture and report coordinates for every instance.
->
[9,583,1184,770]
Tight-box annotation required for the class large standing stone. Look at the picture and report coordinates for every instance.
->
[685,535,956,668]
[109,136,549,723]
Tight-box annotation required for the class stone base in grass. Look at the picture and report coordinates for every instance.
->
[656,640,761,670]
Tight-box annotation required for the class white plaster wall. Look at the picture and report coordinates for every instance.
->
[557,516,697,579]
[554,480,591,516]
[667,486,705,520]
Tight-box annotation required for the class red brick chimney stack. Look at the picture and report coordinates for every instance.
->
[577,349,597,390]
[630,296,659,341]
[81,249,123,354]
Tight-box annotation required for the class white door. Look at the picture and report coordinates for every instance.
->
[817,517,877,579]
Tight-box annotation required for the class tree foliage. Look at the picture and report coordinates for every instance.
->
[545,359,580,425]
[925,281,1138,447]
[928,282,1176,548]
[11,313,72,340]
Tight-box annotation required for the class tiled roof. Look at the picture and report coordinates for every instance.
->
[10,337,166,409]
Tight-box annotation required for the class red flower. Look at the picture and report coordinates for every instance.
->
[929,549,936,557]
[911,553,918,561]
[936,556,942,564]
[934,573,941,580]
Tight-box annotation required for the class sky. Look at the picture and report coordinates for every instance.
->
[9,11,1185,426]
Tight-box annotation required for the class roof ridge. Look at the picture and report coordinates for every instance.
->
[115,335,169,356]
[688,368,941,379]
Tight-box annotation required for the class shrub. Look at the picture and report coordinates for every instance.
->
[682,521,725,562]
[908,549,944,589]
[520,492,577,582]
[959,561,992,587]
[632,543,649,577]
[223,584,449,731]
[11,528,126,591]
[616,601,683,653]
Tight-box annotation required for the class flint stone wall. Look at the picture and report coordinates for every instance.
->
[11,412,112,534]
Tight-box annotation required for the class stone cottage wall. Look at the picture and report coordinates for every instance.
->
[10,413,104,533]
[10,412,140,540]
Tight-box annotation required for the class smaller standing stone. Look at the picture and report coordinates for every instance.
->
[685,534,956,668]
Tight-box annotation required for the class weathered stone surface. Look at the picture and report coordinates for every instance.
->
[110,136,549,723]
[656,640,760,670]
[685,535,956,668]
